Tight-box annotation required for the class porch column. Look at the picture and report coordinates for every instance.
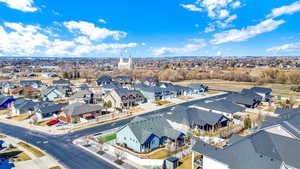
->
[192,151,195,169]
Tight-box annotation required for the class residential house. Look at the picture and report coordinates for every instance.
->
[69,90,95,104]
[164,106,230,133]
[10,86,40,98]
[59,102,102,123]
[104,88,145,109]
[101,81,122,93]
[113,76,133,86]
[192,129,300,169]
[20,80,42,89]
[42,86,71,101]
[116,115,185,153]
[0,95,15,109]
[248,87,272,102]
[158,82,193,97]
[192,100,246,118]
[188,83,208,94]
[0,81,17,94]
[34,102,65,122]
[134,83,175,102]
[42,72,58,78]
[142,77,159,86]
[52,79,71,86]
[226,92,262,108]
[96,75,113,86]
[11,99,38,115]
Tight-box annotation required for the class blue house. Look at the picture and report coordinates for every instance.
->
[0,95,15,109]
[96,75,113,86]
[116,115,184,153]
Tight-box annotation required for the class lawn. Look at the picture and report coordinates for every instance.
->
[146,146,188,159]
[36,120,51,126]
[8,114,31,121]
[0,109,9,115]
[177,154,201,169]
[1,148,31,162]
[49,166,62,169]
[153,100,172,106]
[174,79,300,98]
[17,142,45,158]
[97,133,117,143]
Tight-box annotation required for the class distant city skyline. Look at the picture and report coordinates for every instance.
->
[0,0,300,57]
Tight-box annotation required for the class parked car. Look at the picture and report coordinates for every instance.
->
[47,119,60,126]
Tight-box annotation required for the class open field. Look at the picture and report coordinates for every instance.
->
[174,79,300,98]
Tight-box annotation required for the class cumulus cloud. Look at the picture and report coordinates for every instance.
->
[64,21,127,41]
[153,39,207,56]
[211,19,285,44]
[0,22,136,57]
[180,4,202,12]
[0,0,37,12]
[267,1,300,18]
[267,42,300,53]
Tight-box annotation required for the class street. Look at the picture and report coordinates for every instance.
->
[0,93,229,169]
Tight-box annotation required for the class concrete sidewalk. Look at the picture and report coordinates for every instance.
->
[1,135,64,169]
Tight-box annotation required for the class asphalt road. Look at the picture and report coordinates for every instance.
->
[0,93,229,169]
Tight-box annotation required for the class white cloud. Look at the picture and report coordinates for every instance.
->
[98,19,107,24]
[0,22,49,56]
[231,1,240,9]
[211,19,285,44]
[267,1,300,18]
[153,39,207,56]
[0,0,37,12]
[74,36,91,45]
[218,9,229,19]
[0,22,137,57]
[64,21,127,41]
[196,0,235,19]
[204,23,216,32]
[267,42,300,53]
[180,4,202,12]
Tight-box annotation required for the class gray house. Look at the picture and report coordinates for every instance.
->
[42,86,72,101]
[116,115,184,153]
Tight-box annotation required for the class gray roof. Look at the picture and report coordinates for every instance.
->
[13,99,38,111]
[124,115,183,144]
[20,80,42,86]
[53,79,70,85]
[113,88,144,98]
[35,102,65,114]
[261,107,300,139]
[63,103,102,116]
[192,130,300,169]
[164,105,228,126]
[194,100,246,114]
[250,87,272,94]
[226,92,262,106]
[0,95,13,105]
[42,86,71,96]
[70,90,93,99]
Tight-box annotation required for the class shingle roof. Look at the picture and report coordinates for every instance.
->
[164,105,228,126]
[125,115,183,144]
[53,79,70,85]
[63,103,102,116]
[250,87,272,94]
[226,92,262,106]
[20,80,42,86]
[0,95,13,105]
[192,130,300,169]
[194,100,245,114]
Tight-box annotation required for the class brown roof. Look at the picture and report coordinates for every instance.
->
[11,86,40,95]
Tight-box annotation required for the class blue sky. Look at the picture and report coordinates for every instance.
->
[0,0,300,57]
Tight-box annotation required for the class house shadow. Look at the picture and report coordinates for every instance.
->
[0,151,22,159]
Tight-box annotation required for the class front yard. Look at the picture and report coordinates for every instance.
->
[97,133,116,143]
[7,114,31,121]
[17,142,45,158]
[153,100,173,106]
[145,146,189,159]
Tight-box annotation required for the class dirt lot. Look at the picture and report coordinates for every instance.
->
[174,79,300,98]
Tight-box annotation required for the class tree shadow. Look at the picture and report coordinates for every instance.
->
[0,150,22,159]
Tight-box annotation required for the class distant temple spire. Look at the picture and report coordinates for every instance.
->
[118,56,133,70]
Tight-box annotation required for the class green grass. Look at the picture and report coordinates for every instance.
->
[17,142,45,158]
[97,133,116,143]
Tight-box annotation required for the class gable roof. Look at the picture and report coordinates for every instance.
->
[20,80,42,86]
[194,100,246,114]
[0,95,14,105]
[124,115,183,144]
[164,105,228,126]
[226,92,262,106]
[96,75,112,84]
[63,102,102,116]
[192,130,300,169]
